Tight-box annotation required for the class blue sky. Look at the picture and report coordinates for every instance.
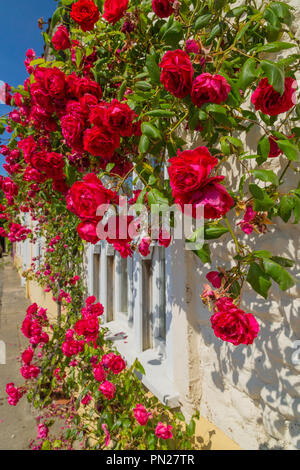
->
[0,0,56,175]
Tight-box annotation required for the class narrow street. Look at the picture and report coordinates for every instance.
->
[0,256,36,450]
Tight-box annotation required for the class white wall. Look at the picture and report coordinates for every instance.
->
[179,0,300,449]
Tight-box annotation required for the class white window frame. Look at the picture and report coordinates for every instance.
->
[86,239,180,408]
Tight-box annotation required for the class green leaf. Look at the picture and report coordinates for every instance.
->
[249,183,264,200]
[186,419,196,437]
[238,58,257,91]
[253,250,272,258]
[252,169,278,186]
[269,2,293,26]
[207,23,223,43]
[117,80,127,101]
[260,61,285,96]
[247,262,272,299]
[277,140,300,161]
[75,48,82,68]
[220,137,231,156]
[41,440,51,451]
[194,14,213,29]
[279,195,295,222]
[139,135,150,154]
[253,192,275,211]
[226,136,243,152]
[257,135,270,160]
[236,22,252,41]
[145,109,175,118]
[293,196,300,224]
[105,163,115,173]
[188,105,200,131]
[141,123,162,141]
[193,243,211,264]
[263,258,295,291]
[50,7,64,30]
[271,256,294,268]
[206,103,227,115]
[135,81,152,92]
[147,189,169,209]
[255,42,294,53]
[204,223,229,240]
[162,21,183,47]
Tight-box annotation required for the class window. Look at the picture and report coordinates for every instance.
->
[87,240,180,407]
[88,242,167,352]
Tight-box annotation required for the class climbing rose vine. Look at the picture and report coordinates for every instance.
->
[0,0,299,450]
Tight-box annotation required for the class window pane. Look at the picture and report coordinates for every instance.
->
[142,259,153,351]
[107,255,114,321]
[120,257,128,315]
[93,254,100,301]
[159,247,166,340]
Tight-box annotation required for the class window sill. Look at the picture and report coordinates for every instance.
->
[103,320,180,409]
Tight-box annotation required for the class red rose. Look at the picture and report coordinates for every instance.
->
[133,404,151,426]
[80,93,98,115]
[191,73,231,108]
[70,0,100,32]
[211,297,259,346]
[152,0,174,18]
[34,67,66,100]
[30,105,58,132]
[92,302,104,316]
[93,363,107,382]
[30,83,55,114]
[206,271,222,288]
[1,177,18,197]
[99,381,116,400]
[52,25,71,51]
[61,114,85,152]
[89,102,109,126]
[103,0,129,25]
[17,137,37,163]
[109,355,126,374]
[268,136,282,158]
[103,99,135,137]
[155,422,173,440]
[31,151,65,180]
[168,146,234,219]
[159,50,193,99]
[251,77,297,116]
[187,177,234,219]
[23,166,47,183]
[21,348,34,365]
[77,220,100,244]
[168,147,218,197]
[83,126,120,158]
[65,100,87,120]
[67,173,118,220]
[68,75,102,100]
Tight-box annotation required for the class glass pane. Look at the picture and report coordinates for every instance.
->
[142,259,153,351]
[120,257,128,314]
[159,248,166,340]
[93,254,100,301]
[107,255,114,321]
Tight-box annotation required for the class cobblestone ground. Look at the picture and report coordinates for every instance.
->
[0,256,36,450]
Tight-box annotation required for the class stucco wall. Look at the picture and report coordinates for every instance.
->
[180,0,300,449]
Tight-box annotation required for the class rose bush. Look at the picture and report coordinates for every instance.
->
[0,0,299,450]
